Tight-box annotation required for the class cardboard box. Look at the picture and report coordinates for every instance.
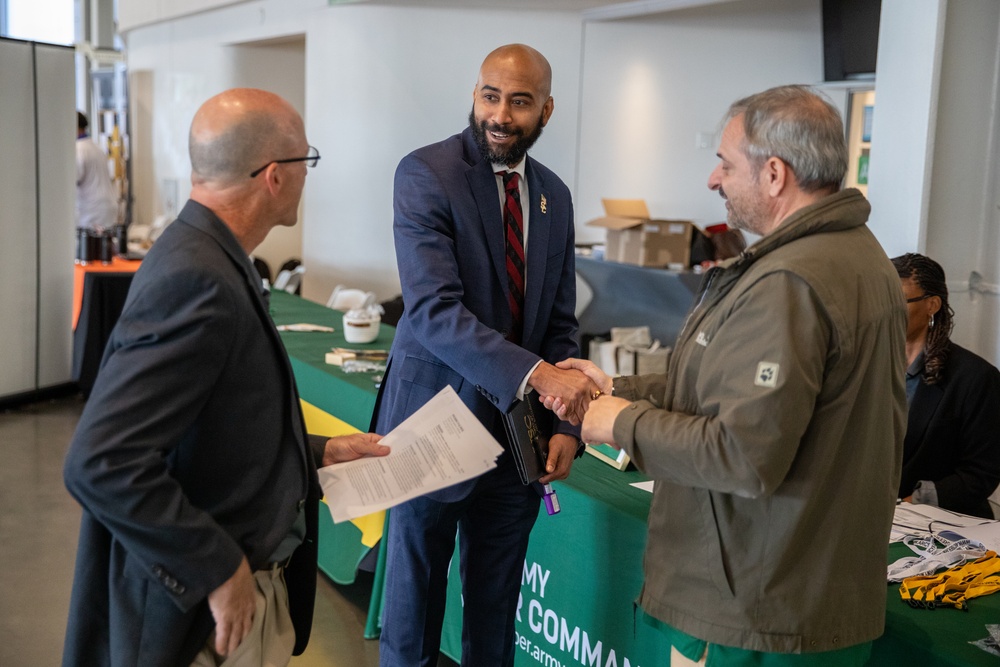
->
[587,326,669,377]
[586,199,696,269]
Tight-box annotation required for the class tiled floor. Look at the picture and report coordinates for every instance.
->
[0,396,81,667]
[0,395,456,666]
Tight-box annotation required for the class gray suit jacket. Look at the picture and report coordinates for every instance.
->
[63,200,321,666]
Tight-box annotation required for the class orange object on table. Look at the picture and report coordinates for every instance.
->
[72,257,142,330]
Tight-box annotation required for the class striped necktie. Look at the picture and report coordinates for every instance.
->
[498,170,525,344]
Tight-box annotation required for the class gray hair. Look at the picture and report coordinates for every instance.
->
[725,85,848,193]
[189,111,297,185]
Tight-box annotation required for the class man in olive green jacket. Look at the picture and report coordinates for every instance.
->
[548,86,906,664]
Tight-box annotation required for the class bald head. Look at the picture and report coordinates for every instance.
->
[189,88,304,187]
[470,44,554,166]
[479,44,552,100]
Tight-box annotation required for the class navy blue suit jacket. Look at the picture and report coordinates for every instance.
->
[374,127,580,500]
[63,201,322,666]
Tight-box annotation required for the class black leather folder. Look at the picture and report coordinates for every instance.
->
[502,389,553,485]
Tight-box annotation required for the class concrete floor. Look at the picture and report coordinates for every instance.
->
[0,395,456,667]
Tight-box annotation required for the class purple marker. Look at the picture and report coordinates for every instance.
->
[542,483,561,515]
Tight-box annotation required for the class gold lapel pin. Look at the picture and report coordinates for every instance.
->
[540,194,547,214]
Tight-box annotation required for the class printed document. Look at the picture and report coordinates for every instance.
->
[318,385,504,523]
[891,503,997,545]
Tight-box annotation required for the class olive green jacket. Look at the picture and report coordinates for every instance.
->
[613,189,906,653]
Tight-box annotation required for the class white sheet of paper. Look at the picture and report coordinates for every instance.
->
[947,522,1000,551]
[890,502,993,543]
[317,385,504,523]
[630,480,655,493]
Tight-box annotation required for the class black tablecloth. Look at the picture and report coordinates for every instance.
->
[72,272,134,395]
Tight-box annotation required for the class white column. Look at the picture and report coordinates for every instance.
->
[865,0,947,258]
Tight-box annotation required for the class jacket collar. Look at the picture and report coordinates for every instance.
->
[709,189,870,292]
[176,199,265,300]
[736,189,870,268]
[680,189,871,347]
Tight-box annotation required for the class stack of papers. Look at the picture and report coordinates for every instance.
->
[317,386,504,523]
[891,503,1000,549]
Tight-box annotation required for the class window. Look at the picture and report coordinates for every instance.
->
[2,0,74,45]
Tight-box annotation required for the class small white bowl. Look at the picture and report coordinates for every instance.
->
[343,310,381,344]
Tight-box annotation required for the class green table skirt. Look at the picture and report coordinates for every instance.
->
[438,457,1000,666]
[271,292,1000,666]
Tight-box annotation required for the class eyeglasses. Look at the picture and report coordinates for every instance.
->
[249,146,321,178]
[906,293,935,303]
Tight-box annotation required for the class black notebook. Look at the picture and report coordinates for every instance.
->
[502,389,553,485]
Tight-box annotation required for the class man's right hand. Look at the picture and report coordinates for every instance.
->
[528,361,601,425]
[540,359,614,423]
[556,358,613,393]
[207,557,256,657]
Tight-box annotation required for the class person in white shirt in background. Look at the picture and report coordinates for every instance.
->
[76,111,118,231]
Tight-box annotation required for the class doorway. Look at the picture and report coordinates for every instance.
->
[229,35,307,281]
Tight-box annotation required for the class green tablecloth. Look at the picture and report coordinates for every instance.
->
[270,290,390,637]
[875,542,1000,665]
[440,455,670,665]
[270,291,1000,664]
[269,290,388,431]
[439,456,1000,666]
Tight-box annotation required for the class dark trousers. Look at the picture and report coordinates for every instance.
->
[379,454,539,667]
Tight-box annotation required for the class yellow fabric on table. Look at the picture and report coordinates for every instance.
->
[899,550,1000,610]
[300,399,385,547]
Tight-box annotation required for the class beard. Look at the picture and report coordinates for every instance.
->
[720,181,768,236]
[468,107,544,166]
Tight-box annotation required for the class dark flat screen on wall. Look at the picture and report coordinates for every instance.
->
[823,0,881,81]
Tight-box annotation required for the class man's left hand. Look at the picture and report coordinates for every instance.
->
[207,557,256,657]
[539,433,579,484]
[581,396,631,447]
[322,432,390,467]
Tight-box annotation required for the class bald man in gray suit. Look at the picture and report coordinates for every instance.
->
[63,88,388,667]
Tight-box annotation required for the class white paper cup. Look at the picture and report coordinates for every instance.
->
[343,313,381,343]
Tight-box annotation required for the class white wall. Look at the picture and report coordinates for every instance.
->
[575,0,822,242]
[865,0,946,258]
[124,0,324,277]
[302,5,583,302]
[119,0,249,32]
[230,38,306,276]
[122,0,821,303]
[868,0,1000,364]
[122,1,582,302]
[129,35,308,278]
[118,0,1000,366]
[924,0,1000,360]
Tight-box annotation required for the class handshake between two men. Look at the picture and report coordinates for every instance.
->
[526,358,626,481]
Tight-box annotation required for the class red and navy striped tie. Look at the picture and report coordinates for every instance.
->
[499,170,525,344]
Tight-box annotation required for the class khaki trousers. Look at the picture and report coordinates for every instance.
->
[190,566,296,667]
[671,645,708,666]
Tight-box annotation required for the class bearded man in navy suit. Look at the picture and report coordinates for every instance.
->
[374,44,599,666]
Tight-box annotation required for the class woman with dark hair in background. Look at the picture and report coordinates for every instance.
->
[893,253,1000,519]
